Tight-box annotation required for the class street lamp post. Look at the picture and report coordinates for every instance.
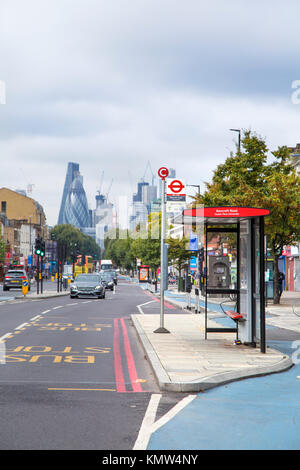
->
[187,184,200,195]
[230,128,241,152]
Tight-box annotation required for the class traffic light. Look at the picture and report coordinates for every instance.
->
[185,275,192,293]
[35,237,45,257]
[199,247,204,262]
[40,240,45,257]
[35,237,41,256]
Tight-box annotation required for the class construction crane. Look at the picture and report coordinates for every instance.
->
[97,170,104,195]
[106,178,113,203]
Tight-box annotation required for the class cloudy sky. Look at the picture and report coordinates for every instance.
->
[1,0,300,226]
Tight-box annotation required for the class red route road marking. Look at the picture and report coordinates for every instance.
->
[113,318,126,393]
[145,291,176,310]
[151,296,176,310]
[120,318,142,393]
[114,318,143,393]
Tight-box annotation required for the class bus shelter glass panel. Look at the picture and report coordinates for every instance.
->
[239,219,253,344]
[254,218,262,345]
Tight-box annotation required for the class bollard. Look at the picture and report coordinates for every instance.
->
[194,288,199,313]
[186,293,191,310]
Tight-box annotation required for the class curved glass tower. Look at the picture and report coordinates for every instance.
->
[63,176,89,228]
[58,162,79,225]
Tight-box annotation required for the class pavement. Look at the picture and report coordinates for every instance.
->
[132,286,299,392]
[0,281,70,301]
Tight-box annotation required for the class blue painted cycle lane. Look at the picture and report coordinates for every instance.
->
[148,339,300,450]
[148,291,300,450]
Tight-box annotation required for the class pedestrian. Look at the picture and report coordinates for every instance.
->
[278,271,285,296]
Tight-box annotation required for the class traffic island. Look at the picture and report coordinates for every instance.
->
[131,313,293,392]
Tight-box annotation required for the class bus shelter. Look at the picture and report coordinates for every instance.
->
[179,206,270,353]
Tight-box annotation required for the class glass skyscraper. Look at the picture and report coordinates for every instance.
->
[58,162,79,225]
[58,162,89,228]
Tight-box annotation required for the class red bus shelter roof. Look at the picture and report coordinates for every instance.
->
[179,206,270,224]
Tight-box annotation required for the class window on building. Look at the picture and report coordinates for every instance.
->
[1,201,6,213]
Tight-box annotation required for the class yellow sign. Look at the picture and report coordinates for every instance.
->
[22,280,29,296]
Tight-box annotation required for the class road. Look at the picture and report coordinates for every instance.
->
[2,278,299,453]
[0,279,188,452]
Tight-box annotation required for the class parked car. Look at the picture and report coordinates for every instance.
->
[3,270,31,291]
[70,273,105,299]
[100,271,115,290]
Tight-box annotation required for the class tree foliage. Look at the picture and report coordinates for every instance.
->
[50,224,101,261]
[195,130,300,303]
[104,212,193,281]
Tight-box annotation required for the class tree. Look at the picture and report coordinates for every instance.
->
[105,230,136,273]
[166,236,193,291]
[195,130,300,303]
[50,224,100,262]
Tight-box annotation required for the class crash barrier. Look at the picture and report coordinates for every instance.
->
[146,281,157,293]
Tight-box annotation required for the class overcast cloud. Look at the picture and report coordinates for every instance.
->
[1,0,300,226]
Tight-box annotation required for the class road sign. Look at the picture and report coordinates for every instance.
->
[166,178,186,202]
[190,233,199,251]
[22,280,29,296]
[158,167,169,180]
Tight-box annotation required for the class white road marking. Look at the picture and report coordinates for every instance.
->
[41,309,51,314]
[136,300,156,314]
[30,315,41,321]
[133,394,197,450]
[14,322,29,330]
[151,394,196,433]
[0,332,12,342]
[133,394,162,450]
[52,306,63,310]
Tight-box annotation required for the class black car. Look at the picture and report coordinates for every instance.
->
[106,270,118,285]
[100,272,115,290]
[3,270,31,291]
[70,273,106,299]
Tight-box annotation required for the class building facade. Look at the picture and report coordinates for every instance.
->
[0,187,47,270]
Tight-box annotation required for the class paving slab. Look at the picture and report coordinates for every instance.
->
[132,313,293,392]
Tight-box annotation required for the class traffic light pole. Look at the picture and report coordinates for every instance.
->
[36,255,40,295]
[40,256,43,294]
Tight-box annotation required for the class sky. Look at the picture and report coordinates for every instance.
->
[1,0,300,226]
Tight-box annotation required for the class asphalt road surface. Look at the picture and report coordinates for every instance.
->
[0,280,187,451]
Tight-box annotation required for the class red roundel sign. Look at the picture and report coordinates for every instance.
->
[166,178,186,202]
[158,167,169,179]
[168,179,184,193]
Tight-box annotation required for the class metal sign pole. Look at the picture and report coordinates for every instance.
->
[154,168,170,334]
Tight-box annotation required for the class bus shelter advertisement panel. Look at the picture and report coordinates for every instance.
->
[138,266,149,282]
